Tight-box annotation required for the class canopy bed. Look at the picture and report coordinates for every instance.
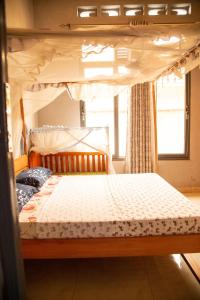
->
[14,155,200,259]
[9,1,200,262]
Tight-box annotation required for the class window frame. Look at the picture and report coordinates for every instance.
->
[80,95,126,161]
[113,95,125,161]
[158,72,191,160]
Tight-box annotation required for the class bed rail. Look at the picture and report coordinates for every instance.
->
[29,151,108,174]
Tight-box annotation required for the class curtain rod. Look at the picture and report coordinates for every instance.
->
[7,22,200,38]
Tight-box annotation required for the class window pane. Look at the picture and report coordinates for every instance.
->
[156,74,185,155]
[157,111,185,154]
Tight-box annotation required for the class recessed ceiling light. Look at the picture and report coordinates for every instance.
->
[154,36,180,46]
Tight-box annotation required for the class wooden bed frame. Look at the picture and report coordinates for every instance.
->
[29,151,109,174]
[14,155,200,259]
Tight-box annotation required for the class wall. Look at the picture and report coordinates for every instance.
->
[33,0,200,29]
[158,67,200,188]
[38,92,80,127]
[6,0,34,28]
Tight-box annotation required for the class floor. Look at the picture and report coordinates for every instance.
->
[25,255,200,300]
[183,192,200,281]
[24,192,200,300]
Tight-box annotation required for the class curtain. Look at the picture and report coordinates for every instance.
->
[10,81,23,159]
[125,82,157,173]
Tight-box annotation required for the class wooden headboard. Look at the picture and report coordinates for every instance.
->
[14,155,29,176]
[29,151,109,174]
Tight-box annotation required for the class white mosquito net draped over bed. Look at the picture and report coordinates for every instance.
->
[7,23,200,158]
[30,126,109,155]
[30,126,114,173]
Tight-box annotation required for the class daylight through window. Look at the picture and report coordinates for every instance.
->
[156,73,190,159]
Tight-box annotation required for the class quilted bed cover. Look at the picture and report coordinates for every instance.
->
[19,173,200,239]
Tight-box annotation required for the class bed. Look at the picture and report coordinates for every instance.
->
[14,155,200,259]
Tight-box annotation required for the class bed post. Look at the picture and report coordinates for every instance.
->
[29,152,42,168]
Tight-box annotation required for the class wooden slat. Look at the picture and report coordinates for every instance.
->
[92,154,95,172]
[21,234,200,259]
[49,155,53,172]
[102,154,106,172]
[41,156,45,168]
[76,154,80,172]
[65,154,69,172]
[87,155,90,172]
[98,154,101,172]
[60,156,64,173]
[106,155,109,174]
[81,154,85,172]
[44,155,48,169]
[52,154,58,173]
[71,154,74,172]
[56,155,60,173]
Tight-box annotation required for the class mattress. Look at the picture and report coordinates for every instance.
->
[19,173,200,239]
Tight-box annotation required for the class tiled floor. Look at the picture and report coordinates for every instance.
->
[24,255,200,300]
[24,192,200,300]
[183,192,200,281]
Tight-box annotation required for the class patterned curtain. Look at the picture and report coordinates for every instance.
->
[125,82,157,173]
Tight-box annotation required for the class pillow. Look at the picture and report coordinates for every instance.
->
[16,183,38,212]
[16,167,52,188]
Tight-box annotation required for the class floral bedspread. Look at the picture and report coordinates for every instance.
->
[19,173,200,239]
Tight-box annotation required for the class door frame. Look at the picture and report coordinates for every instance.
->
[0,1,25,299]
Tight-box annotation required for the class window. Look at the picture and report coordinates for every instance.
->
[81,89,129,159]
[124,5,144,16]
[147,4,167,16]
[101,5,120,17]
[156,73,190,159]
[170,4,191,16]
[77,6,97,18]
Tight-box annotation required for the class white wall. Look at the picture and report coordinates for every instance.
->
[33,0,200,29]
[38,92,80,127]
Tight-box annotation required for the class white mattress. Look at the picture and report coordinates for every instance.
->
[19,173,200,239]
